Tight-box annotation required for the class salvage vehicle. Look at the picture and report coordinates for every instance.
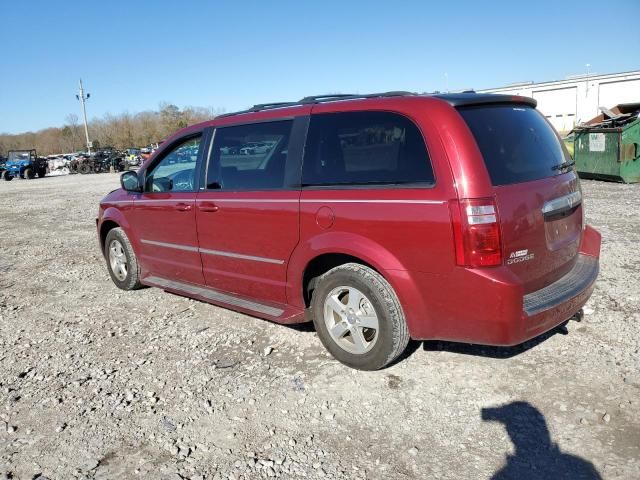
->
[69,151,126,174]
[97,92,601,370]
[3,149,47,181]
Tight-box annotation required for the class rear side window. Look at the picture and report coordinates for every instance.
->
[458,105,569,186]
[302,111,434,187]
[207,120,293,190]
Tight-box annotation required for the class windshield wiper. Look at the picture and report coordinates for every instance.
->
[552,160,575,171]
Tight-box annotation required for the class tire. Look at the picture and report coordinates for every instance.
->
[104,227,143,290]
[23,168,34,179]
[37,168,47,178]
[2,171,13,181]
[79,164,91,174]
[311,263,410,370]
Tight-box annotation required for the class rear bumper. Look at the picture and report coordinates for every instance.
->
[523,255,598,316]
[516,254,598,344]
[401,225,601,345]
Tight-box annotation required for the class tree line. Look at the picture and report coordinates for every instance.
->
[0,104,223,156]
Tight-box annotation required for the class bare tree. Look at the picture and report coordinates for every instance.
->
[0,104,222,155]
[65,114,81,152]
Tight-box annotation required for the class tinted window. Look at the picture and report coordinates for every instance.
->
[302,111,434,187]
[458,105,569,186]
[207,121,293,190]
[145,135,201,192]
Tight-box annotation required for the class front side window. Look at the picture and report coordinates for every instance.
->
[145,135,201,192]
[302,111,434,187]
[207,120,293,190]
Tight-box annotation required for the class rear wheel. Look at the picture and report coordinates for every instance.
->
[37,168,47,178]
[79,164,91,174]
[2,171,13,181]
[311,263,410,370]
[23,167,35,179]
[105,227,143,290]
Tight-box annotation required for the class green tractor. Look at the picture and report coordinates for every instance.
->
[2,149,48,181]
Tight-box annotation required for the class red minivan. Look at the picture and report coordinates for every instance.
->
[97,92,601,370]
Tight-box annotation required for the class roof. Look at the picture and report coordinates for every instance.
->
[215,91,537,120]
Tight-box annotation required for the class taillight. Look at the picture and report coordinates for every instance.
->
[450,198,502,267]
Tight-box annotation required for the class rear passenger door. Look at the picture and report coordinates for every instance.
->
[300,110,453,274]
[195,118,307,305]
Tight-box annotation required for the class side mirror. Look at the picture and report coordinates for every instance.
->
[120,171,142,192]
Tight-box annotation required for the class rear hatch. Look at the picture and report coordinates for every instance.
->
[458,103,583,293]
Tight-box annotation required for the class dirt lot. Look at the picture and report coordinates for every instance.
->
[0,173,638,480]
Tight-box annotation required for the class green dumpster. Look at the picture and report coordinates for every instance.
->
[572,104,640,183]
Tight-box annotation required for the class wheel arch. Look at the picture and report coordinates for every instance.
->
[98,207,134,254]
[301,253,379,308]
[288,232,409,309]
[99,220,120,254]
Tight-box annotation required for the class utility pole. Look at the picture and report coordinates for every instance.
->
[76,79,92,154]
[585,63,591,95]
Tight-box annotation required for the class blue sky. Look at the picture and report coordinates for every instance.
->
[1,0,638,134]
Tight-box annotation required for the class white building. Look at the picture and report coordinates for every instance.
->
[478,70,640,133]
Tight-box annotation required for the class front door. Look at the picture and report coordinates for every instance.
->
[195,118,305,304]
[130,133,205,285]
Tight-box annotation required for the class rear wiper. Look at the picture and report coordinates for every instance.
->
[552,160,575,171]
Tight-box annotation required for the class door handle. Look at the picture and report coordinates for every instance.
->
[198,202,220,213]
[175,203,192,212]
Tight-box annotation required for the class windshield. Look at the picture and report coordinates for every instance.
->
[8,151,33,162]
[458,105,569,186]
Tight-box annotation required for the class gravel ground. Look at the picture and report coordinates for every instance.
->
[0,173,638,480]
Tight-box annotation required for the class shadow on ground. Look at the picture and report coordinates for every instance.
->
[482,401,602,479]
[284,318,575,367]
[421,320,573,359]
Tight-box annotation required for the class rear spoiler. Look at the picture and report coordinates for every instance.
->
[433,93,537,109]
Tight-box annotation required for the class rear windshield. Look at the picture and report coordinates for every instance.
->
[458,105,569,186]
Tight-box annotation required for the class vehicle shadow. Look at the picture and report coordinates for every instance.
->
[420,320,571,359]
[284,320,573,367]
[482,401,602,479]
[285,314,578,367]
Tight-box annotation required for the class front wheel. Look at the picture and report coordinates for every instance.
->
[104,227,143,290]
[2,171,13,181]
[37,168,47,178]
[311,263,410,370]
[23,168,35,179]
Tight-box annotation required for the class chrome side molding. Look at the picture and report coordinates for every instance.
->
[140,239,284,264]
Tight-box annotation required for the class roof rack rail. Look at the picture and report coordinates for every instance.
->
[298,94,359,104]
[216,91,418,119]
[299,91,416,104]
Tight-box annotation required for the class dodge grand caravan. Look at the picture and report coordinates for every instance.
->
[97,92,601,370]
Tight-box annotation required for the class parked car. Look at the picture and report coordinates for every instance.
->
[240,142,273,155]
[3,149,48,181]
[97,92,601,370]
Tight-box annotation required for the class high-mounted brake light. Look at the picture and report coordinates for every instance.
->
[450,198,502,267]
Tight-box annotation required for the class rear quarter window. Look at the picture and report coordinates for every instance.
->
[458,105,570,186]
[302,111,434,187]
